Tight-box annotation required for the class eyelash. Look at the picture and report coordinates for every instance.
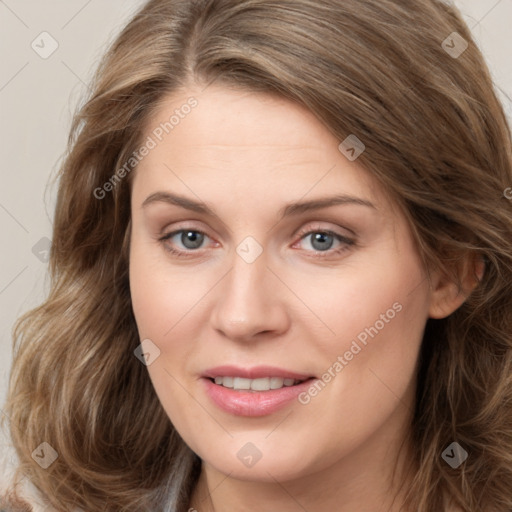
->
[158,225,355,260]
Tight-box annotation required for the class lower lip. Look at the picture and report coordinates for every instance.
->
[201,377,316,417]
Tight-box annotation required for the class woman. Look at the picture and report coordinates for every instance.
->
[2,0,512,511]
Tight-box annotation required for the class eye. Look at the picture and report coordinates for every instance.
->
[159,228,213,258]
[293,226,355,258]
[158,224,355,259]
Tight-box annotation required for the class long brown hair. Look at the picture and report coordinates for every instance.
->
[3,1,512,511]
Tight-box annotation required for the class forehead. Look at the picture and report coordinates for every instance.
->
[144,84,332,147]
[131,84,389,212]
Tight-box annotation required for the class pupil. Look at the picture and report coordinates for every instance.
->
[182,231,203,249]
[312,232,333,251]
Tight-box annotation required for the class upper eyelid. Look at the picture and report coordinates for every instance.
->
[160,220,353,237]
[295,222,354,238]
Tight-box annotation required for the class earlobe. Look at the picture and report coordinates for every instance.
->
[474,256,485,282]
[428,253,485,319]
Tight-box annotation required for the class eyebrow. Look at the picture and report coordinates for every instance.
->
[141,191,376,219]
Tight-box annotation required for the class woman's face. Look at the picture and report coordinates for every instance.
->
[129,84,435,483]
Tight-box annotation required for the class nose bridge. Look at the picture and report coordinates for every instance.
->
[225,233,268,295]
[225,241,271,318]
[210,236,287,339]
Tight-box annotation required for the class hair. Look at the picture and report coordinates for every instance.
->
[2,0,512,511]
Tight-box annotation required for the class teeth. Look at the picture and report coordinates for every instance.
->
[251,377,271,391]
[270,377,284,389]
[233,377,251,390]
[212,376,305,391]
[215,376,234,388]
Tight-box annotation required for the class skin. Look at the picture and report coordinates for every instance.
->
[129,83,473,512]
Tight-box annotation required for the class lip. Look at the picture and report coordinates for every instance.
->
[202,365,314,381]
[201,365,317,417]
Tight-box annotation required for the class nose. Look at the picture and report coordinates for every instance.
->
[209,246,290,342]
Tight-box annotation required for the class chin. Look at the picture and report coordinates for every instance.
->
[196,439,324,482]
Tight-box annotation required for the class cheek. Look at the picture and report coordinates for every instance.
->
[290,247,428,360]
[294,246,429,431]
[129,243,208,444]
[291,245,429,422]
[128,233,205,339]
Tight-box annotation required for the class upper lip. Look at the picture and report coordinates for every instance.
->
[202,365,314,381]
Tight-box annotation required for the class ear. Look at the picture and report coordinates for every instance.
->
[428,252,485,319]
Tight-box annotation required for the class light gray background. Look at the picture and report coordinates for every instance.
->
[0,0,511,483]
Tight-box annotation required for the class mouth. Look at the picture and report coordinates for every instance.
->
[200,365,317,416]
